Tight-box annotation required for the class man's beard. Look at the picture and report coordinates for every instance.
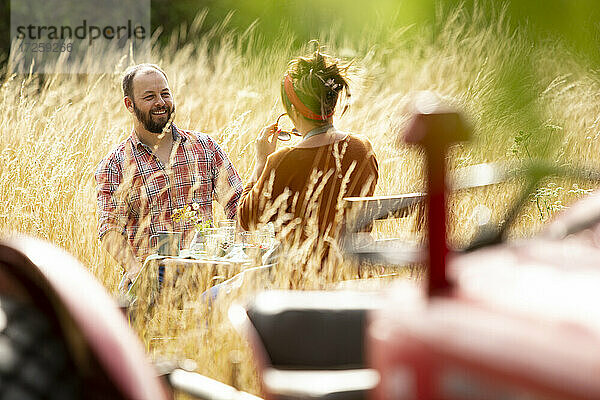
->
[133,101,175,134]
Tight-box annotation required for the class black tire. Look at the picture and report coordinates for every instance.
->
[0,296,81,400]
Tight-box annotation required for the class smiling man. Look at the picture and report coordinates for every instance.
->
[95,64,243,289]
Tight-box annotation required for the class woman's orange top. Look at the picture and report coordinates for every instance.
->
[238,134,378,241]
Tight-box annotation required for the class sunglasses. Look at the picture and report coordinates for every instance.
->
[275,113,301,141]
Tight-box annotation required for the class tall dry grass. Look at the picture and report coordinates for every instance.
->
[2,6,600,396]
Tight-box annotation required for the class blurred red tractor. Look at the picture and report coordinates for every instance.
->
[0,237,261,400]
[233,100,600,400]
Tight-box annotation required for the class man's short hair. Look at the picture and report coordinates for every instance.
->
[122,64,169,99]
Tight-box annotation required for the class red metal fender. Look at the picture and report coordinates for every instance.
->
[542,188,600,245]
[0,236,171,400]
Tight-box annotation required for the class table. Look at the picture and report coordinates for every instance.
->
[126,248,268,314]
[160,257,250,291]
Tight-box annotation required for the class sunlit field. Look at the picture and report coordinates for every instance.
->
[2,7,600,396]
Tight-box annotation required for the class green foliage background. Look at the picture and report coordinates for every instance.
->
[148,0,600,58]
[2,0,600,166]
[2,0,600,61]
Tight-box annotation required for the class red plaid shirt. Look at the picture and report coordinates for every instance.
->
[95,125,243,260]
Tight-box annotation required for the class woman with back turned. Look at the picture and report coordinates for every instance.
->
[238,43,378,257]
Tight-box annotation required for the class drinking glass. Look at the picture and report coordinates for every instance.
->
[218,219,237,246]
[190,229,206,255]
[149,231,182,256]
[259,223,276,249]
[240,231,262,262]
[205,228,225,258]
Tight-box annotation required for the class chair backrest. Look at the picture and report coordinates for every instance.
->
[343,193,426,234]
[341,194,426,265]
[246,291,382,370]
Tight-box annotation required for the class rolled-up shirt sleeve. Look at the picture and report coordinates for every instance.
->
[211,140,243,220]
[95,157,127,239]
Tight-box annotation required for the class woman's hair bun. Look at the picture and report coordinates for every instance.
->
[283,41,353,120]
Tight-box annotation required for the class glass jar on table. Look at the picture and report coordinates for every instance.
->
[204,228,226,258]
[217,219,237,248]
[240,224,276,264]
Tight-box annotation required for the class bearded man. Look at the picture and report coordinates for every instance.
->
[95,64,243,289]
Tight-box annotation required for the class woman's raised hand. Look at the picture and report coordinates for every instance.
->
[255,123,278,163]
